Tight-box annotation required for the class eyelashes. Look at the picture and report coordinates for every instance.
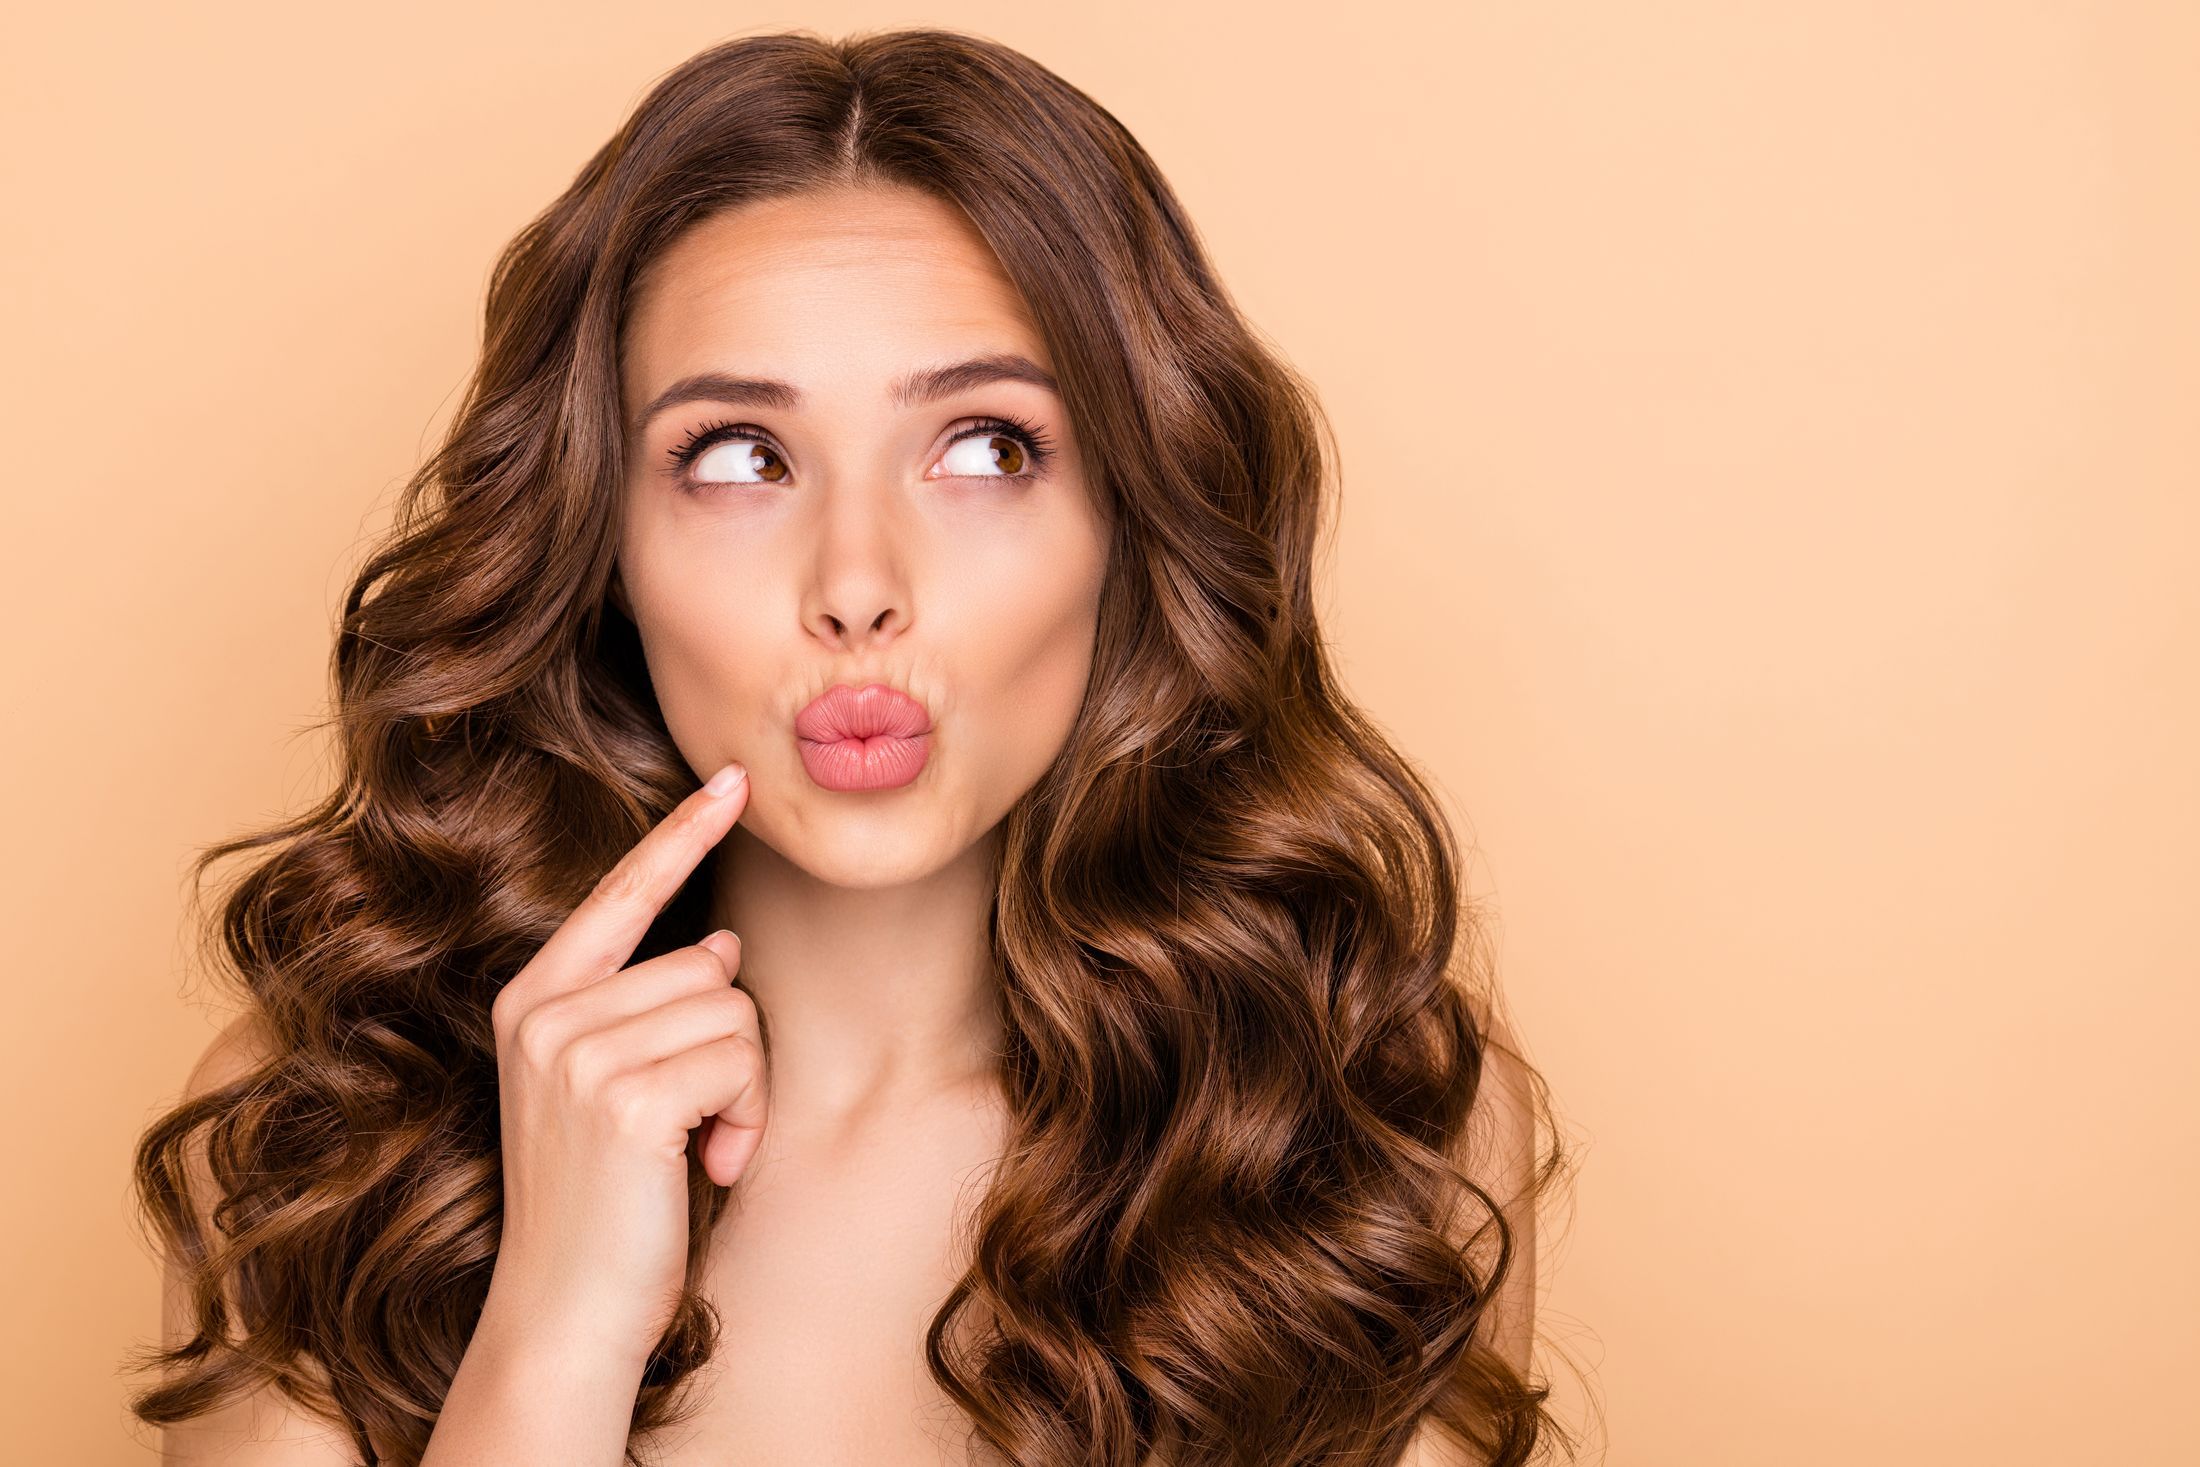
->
[661,413,1057,492]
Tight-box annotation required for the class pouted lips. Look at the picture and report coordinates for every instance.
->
[794,683,933,792]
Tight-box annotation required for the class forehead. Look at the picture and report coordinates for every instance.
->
[620,185,1048,408]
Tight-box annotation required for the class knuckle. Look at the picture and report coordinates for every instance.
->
[489,984,522,1039]
[599,1072,660,1137]
[705,986,751,1032]
[560,1028,615,1094]
[725,985,758,1026]
[510,1000,565,1070]
[590,853,652,909]
[659,947,722,999]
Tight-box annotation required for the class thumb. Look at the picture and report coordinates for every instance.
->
[701,1110,766,1187]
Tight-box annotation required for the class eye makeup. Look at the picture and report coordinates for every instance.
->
[662,412,1057,491]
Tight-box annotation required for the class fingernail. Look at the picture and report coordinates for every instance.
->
[705,763,746,795]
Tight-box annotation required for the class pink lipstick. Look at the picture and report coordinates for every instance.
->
[794,682,933,791]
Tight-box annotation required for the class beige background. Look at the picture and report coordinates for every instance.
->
[5,3,2193,1463]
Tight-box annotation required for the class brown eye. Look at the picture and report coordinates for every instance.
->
[938,431,1027,478]
[694,437,788,484]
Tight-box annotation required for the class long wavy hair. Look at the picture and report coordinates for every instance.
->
[127,25,1575,1467]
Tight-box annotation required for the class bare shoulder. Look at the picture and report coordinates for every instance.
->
[1465,1004,1542,1352]
[157,1011,359,1466]
[1392,1003,1547,1467]
[184,1008,280,1096]
[1457,1005,1540,1215]
[157,1389,361,1467]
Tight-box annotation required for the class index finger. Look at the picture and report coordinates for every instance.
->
[518,761,749,998]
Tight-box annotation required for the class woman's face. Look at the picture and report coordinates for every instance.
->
[614,182,1110,888]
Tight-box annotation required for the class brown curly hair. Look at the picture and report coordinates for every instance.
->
[126,25,1577,1467]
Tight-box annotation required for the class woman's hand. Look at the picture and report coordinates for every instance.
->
[482,761,767,1371]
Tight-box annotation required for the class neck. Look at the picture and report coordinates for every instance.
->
[706,823,1006,1135]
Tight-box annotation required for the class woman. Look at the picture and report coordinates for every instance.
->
[129,26,1569,1467]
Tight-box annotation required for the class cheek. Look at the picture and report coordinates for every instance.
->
[962,554,1105,773]
[624,555,776,745]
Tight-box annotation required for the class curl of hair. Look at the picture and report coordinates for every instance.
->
[126,26,1577,1467]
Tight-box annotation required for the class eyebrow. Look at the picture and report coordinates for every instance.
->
[626,352,1060,438]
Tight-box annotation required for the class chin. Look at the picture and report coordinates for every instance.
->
[750,799,979,889]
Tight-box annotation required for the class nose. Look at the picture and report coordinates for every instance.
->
[802,482,912,652]
[815,600,905,647]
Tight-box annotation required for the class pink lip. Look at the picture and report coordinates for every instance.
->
[794,682,933,791]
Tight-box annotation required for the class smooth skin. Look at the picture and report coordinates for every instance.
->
[609,181,1111,1142]
[429,765,767,1463]
[154,181,1537,1465]
[158,771,763,1465]
[159,786,1538,1467]
[159,180,1113,1466]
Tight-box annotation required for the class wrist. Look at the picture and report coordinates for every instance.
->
[429,1288,649,1466]
[472,1274,659,1384]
